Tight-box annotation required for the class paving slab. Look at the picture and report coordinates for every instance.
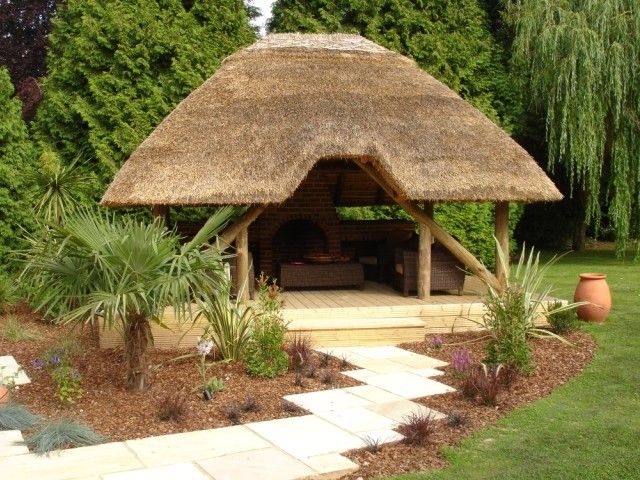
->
[103,462,212,480]
[314,406,397,433]
[363,371,455,399]
[408,368,445,378]
[0,442,144,480]
[348,358,413,374]
[0,429,29,457]
[349,346,415,359]
[246,415,365,458]
[387,355,448,369]
[367,400,445,424]
[358,428,404,445]
[284,388,371,413]
[198,447,315,480]
[301,453,359,478]
[341,369,377,382]
[0,355,30,385]
[126,426,270,467]
[342,385,405,403]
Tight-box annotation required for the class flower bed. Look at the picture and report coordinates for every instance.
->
[1,309,358,442]
[343,330,595,479]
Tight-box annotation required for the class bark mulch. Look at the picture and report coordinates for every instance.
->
[343,329,596,479]
[0,308,358,442]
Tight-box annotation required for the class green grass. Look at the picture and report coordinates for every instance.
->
[389,249,640,480]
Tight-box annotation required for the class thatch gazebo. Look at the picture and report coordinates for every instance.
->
[102,33,561,303]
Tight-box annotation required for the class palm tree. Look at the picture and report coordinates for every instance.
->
[20,207,233,391]
[28,150,92,225]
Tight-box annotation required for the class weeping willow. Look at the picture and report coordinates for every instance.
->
[509,0,640,254]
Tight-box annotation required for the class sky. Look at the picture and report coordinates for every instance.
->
[251,0,275,34]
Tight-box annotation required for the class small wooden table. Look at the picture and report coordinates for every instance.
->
[280,262,365,289]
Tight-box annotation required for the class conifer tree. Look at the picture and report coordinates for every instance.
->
[0,68,37,272]
[34,0,255,186]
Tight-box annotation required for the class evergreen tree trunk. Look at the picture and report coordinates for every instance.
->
[124,314,152,392]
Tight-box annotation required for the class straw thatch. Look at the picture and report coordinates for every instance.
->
[101,33,562,207]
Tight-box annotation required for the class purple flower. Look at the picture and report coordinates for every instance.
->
[49,354,61,367]
[430,335,444,349]
[452,350,472,373]
[31,358,44,369]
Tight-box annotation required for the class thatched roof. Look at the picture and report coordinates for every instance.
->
[101,33,562,207]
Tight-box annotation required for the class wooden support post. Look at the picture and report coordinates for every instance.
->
[417,203,433,300]
[355,160,503,292]
[151,205,168,225]
[236,227,249,302]
[219,205,267,248]
[495,201,509,288]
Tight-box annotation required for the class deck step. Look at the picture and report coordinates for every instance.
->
[288,316,427,347]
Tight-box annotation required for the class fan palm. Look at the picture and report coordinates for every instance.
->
[28,151,92,225]
[19,207,233,391]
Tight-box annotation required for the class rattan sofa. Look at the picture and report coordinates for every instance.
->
[280,262,365,289]
[393,244,465,296]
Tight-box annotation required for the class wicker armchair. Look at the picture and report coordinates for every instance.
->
[393,244,465,296]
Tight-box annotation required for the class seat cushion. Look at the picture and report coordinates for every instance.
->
[395,263,403,275]
[358,256,378,266]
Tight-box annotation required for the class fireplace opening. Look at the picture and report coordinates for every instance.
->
[272,219,329,270]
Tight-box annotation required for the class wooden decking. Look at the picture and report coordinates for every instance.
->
[281,276,486,310]
[282,277,492,347]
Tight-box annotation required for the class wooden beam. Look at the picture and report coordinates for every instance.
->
[151,205,168,225]
[417,203,433,299]
[236,227,249,302]
[219,205,267,247]
[355,160,503,291]
[495,202,509,288]
[334,172,345,205]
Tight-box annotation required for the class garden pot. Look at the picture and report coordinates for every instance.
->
[0,385,9,404]
[574,273,611,323]
[202,389,212,401]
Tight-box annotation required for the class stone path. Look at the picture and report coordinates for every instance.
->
[0,347,454,479]
[0,355,31,385]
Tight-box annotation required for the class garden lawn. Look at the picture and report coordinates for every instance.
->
[390,249,640,480]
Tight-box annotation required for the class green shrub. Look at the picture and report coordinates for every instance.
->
[476,243,580,373]
[547,301,580,334]
[24,418,105,455]
[0,404,43,431]
[33,349,84,404]
[245,275,289,378]
[196,289,254,361]
[0,315,41,342]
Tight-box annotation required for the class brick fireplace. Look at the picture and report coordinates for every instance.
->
[249,170,341,276]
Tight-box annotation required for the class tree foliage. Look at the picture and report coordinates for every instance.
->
[34,0,255,186]
[0,67,37,273]
[269,0,521,130]
[509,0,640,253]
[0,0,58,84]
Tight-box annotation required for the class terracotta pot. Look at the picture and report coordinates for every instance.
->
[0,385,9,404]
[574,273,612,323]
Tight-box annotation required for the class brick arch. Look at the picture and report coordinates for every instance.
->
[251,169,341,276]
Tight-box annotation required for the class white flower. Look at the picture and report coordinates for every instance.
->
[197,337,214,356]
